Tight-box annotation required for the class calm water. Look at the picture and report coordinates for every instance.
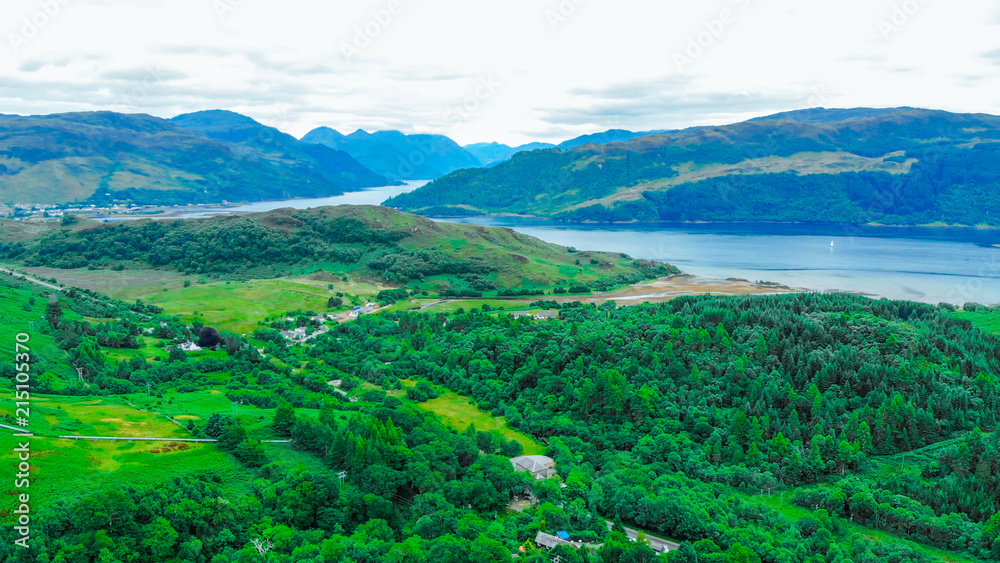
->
[99,181,1000,304]
[441,217,1000,305]
[97,181,429,221]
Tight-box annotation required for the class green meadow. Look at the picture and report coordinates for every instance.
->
[396,380,544,455]
[953,309,1000,335]
[0,396,252,514]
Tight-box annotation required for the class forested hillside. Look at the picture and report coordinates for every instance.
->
[0,205,675,291]
[3,275,1000,562]
[318,294,1000,561]
[387,108,1000,225]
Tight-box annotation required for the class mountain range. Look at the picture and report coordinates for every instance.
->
[556,128,669,150]
[7,106,1000,225]
[0,110,393,206]
[301,127,481,180]
[0,106,670,207]
[386,108,1000,226]
[463,141,557,167]
[461,130,666,168]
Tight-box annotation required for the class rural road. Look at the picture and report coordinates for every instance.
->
[0,267,63,291]
[56,435,291,443]
[605,521,679,553]
[0,423,291,443]
[417,299,451,310]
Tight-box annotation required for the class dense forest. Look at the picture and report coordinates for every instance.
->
[3,269,1000,561]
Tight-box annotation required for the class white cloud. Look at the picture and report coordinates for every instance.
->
[0,0,998,145]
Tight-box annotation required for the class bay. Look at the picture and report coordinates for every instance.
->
[95,180,430,221]
[97,180,1000,304]
[438,217,1000,305]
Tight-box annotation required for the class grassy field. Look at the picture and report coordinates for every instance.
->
[953,309,1000,335]
[0,395,251,515]
[10,268,387,333]
[13,265,191,298]
[399,382,544,455]
[101,335,175,363]
[135,279,353,333]
[135,387,283,439]
[0,275,80,386]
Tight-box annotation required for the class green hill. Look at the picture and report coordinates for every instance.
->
[0,206,676,292]
[387,108,1000,225]
[0,111,392,206]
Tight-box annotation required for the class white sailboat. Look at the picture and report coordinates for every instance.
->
[830,241,835,248]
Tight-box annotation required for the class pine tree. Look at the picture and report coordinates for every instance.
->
[272,400,297,437]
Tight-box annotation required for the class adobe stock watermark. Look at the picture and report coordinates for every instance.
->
[673,0,753,72]
[214,0,251,22]
[546,0,587,31]
[947,253,1000,306]
[807,82,830,107]
[341,0,405,62]
[112,64,169,113]
[7,0,72,54]
[393,76,500,179]
[878,0,929,40]
[443,75,499,129]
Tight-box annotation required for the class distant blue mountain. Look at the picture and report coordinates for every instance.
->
[556,128,669,150]
[464,141,557,167]
[301,127,481,180]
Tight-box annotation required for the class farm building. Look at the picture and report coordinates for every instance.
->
[510,455,557,480]
[535,531,583,550]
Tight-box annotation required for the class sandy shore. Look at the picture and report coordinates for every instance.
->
[557,275,804,305]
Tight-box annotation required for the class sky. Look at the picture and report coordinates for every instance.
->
[2,0,1000,146]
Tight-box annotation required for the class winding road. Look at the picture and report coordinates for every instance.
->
[0,267,63,291]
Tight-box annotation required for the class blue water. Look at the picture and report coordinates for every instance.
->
[440,217,1000,305]
[97,182,1000,305]
[96,181,430,221]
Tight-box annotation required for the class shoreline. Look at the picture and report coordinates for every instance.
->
[418,211,1000,231]
[555,275,806,306]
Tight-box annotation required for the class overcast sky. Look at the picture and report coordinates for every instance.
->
[2,0,999,145]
